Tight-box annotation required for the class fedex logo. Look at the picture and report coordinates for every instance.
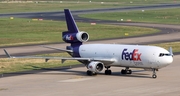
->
[65,35,74,40]
[122,48,142,61]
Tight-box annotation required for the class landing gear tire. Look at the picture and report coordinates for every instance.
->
[105,70,112,75]
[121,69,127,74]
[121,69,132,74]
[152,69,157,79]
[105,66,112,75]
[127,70,132,74]
[152,74,157,78]
[87,70,93,76]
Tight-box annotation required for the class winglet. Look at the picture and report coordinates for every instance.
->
[3,49,12,58]
[168,47,173,57]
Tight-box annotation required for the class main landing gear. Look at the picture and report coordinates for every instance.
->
[105,66,112,75]
[87,70,97,76]
[121,67,132,74]
[152,69,157,79]
[87,66,112,76]
[105,67,132,75]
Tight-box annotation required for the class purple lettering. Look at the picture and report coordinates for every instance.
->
[121,48,142,61]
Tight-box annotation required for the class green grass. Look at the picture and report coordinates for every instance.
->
[0,0,179,13]
[0,52,79,74]
[151,42,180,53]
[69,0,179,3]
[80,8,180,24]
[0,0,178,4]
[0,18,159,46]
[0,2,139,13]
[0,3,119,13]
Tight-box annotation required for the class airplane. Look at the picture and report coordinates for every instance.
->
[4,9,173,79]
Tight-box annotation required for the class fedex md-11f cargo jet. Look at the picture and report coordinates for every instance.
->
[4,9,173,78]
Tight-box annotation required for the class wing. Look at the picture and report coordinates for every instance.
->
[4,49,115,65]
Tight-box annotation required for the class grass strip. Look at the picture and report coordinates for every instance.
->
[151,42,180,53]
[0,0,179,13]
[80,8,180,24]
[0,17,159,46]
[0,2,142,14]
[0,52,79,74]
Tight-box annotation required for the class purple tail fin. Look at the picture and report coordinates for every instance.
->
[64,9,79,33]
[62,9,89,57]
[62,9,89,46]
[62,9,82,47]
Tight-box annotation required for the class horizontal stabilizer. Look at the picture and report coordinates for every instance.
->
[41,45,73,53]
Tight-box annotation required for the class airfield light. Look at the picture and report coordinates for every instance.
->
[10,17,14,20]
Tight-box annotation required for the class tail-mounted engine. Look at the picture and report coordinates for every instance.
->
[63,31,89,43]
[88,61,104,73]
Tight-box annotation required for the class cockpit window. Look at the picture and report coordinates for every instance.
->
[159,53,164,57]
[159,53,171,57]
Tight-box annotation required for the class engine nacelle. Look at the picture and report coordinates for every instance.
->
[88,61,104,73]
[63,31,89,43]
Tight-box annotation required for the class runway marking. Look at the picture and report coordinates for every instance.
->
[58,77,94,83]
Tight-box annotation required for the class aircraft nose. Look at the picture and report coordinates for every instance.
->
[158,56,173,68]
[168,56,173,64]
[164,56,173,65]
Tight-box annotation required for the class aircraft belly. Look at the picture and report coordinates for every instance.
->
[116,60,152,68]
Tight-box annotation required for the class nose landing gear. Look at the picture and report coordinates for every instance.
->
[152,69,157,79]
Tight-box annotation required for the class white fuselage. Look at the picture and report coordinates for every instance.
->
[79,44,173,69]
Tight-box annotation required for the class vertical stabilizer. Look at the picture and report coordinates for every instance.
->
[64,9,79,33]
[62,9,89,57]
[62,9,89,46]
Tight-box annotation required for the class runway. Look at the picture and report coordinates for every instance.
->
[0,4,180,96]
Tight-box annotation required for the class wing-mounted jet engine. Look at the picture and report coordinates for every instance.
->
[87,61,104,75]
